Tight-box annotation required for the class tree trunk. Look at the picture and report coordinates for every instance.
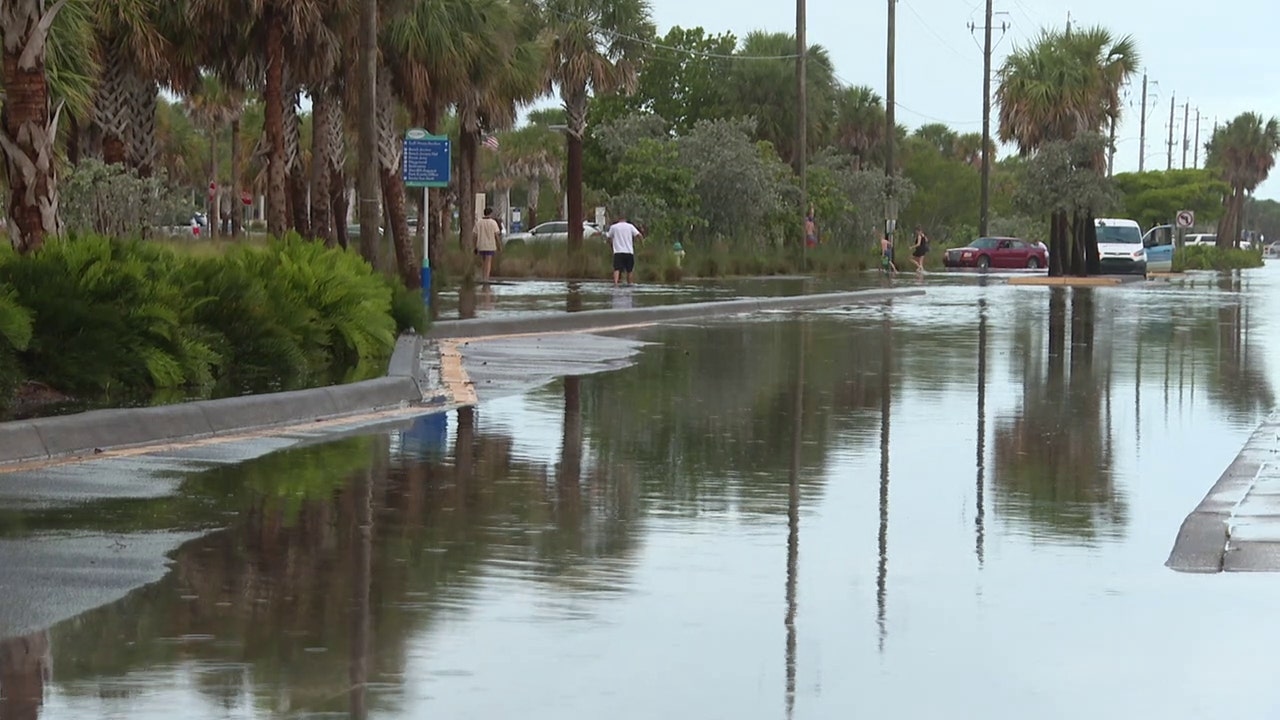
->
[0,0,65,253]
[263,3,289,236]
[285,89,309,237]
[357,0,379,265]
[0,631,51,720]
[311,92,338,246]
[67,113,80,164]
[566,135,584,255]
[209,124,220,238]
[1069,211,1087,276]
[376,71,418,288]
[94,41,130,166]
[1047,210,1067,277]
[457,131,477,255]
[231,116,243,237]
[127,72,158,177]
[527,177,540,228]
[332,172,349,249]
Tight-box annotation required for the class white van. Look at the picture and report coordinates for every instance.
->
[1094,218,1146,275]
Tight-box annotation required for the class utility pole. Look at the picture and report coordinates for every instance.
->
[1193,109,1202,168]
[1181,101,1190,169]
[885,0,897,241]
[1166,93,1175,171]
[1138,73,1148,172]
[796,0,807,240]
[974,0,1002,237]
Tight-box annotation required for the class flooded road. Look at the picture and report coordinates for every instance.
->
[5,267,1280,718]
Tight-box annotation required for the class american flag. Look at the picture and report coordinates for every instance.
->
[482,134,500,151]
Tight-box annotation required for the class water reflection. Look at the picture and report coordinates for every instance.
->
[877,307,892,654]
[995,288,1126,542]
[0,632,50,720]
[3,273,1279,718]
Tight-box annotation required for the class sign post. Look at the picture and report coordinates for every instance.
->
[1175,210,1195,249]
[402,129,451,302]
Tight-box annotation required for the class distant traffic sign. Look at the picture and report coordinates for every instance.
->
[1176,210,1195,228]
[403,129,450,188]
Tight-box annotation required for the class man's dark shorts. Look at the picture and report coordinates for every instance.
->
[613,253,635,273]
[479,250,495,258]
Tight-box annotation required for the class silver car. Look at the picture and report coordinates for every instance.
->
[505,221,601,245]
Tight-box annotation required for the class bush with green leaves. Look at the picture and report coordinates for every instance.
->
[1172,245,1265,271]
[60,159,195,238]
[0,234,419,412]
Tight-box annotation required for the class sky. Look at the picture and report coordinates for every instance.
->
[636,0,1280,200]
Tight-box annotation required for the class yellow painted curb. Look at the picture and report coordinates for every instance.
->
[1007,276,1126,287]
[438,340,478,406]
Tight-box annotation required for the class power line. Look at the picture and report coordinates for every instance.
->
[902,0,972,61]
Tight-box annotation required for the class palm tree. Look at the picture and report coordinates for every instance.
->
[455,0,548,260]
[187,0,333,237]
[1206,112,1280,249]
[728,31,837,169]
[1,0,95,253]
[996,26,1138,275]
[504,120,563,227]
[543,0,654,255]
[834,85,885,170]
[185,74,239,237]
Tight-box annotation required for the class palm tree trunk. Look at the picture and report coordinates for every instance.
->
[332,173,350,249]
[311,92,338,246]
[458,131,477,256]
[231,116,243,237]
[526,177,540,228]
[263,3,289,236]
[1048,210,1067,277]
[127,72,158,177]
[0,0,65,254]
[285,89,310,237]
[376,72,418,288]
[95,44,130,166]
[209,124,221,238]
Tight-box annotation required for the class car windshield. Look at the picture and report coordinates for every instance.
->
[1096,224,1141,244]
[970,238,998,249]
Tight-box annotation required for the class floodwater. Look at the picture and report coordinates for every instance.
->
[5,266,1280,719]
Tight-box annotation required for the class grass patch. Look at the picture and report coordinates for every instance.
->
[1173,245,1265,271]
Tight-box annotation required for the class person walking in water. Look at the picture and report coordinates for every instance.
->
[910,225,930,273]
[606,212,643,286]
[805,205,818,248]
[474,207,502,282]
[881,233,899,275]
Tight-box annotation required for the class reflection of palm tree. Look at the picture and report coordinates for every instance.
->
[0,631,51,720]
[348,467,373,720]
[995,289,1127,540]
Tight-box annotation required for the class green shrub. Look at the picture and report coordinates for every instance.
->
[1173,245,1265,271]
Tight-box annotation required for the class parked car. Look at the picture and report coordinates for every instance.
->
[504,221,601,245]
[1183,233,1217,247]
[1266,241,1280,258]
[157,216,201,237]
[1095,218,1146,275]
[943,237,1047,270]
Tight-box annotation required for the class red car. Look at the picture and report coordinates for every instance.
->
[943,236,1047,270]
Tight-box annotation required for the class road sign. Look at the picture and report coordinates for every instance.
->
[241,192,252,206]
[403,129,450,188]
[1176,210,1195,228]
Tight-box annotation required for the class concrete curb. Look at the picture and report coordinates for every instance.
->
[1167,413,1280,573]
[426,288,925,339]
[0,334,431,466]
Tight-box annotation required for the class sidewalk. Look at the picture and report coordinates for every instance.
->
[1167,412,1280,572]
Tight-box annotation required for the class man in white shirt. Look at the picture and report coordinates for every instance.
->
[605,214,643,286]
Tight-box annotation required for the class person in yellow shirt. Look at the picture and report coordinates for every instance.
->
[474,207,502,282]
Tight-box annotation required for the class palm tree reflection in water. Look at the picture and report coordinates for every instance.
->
[876,306,892,654]
[0,631,51,720]
[784,321,806,719]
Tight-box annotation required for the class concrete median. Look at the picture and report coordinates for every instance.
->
[0,422,48,463]
[426,288,924,339]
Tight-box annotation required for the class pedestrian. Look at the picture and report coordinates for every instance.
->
[474,206,502,282]
[606,212,643,286]
[880,233,899,275]
[911,225,930,273]
[805,205,818,248]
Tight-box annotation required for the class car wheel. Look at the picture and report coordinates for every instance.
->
[977,255,991,270]
[1026,256,1040,269]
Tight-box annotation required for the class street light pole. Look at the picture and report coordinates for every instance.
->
[978,0,993,237]
[796,0,807,225]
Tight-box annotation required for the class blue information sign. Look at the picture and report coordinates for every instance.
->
[403,129,450,188]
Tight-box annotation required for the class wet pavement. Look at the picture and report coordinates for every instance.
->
[4,266,1280,718]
